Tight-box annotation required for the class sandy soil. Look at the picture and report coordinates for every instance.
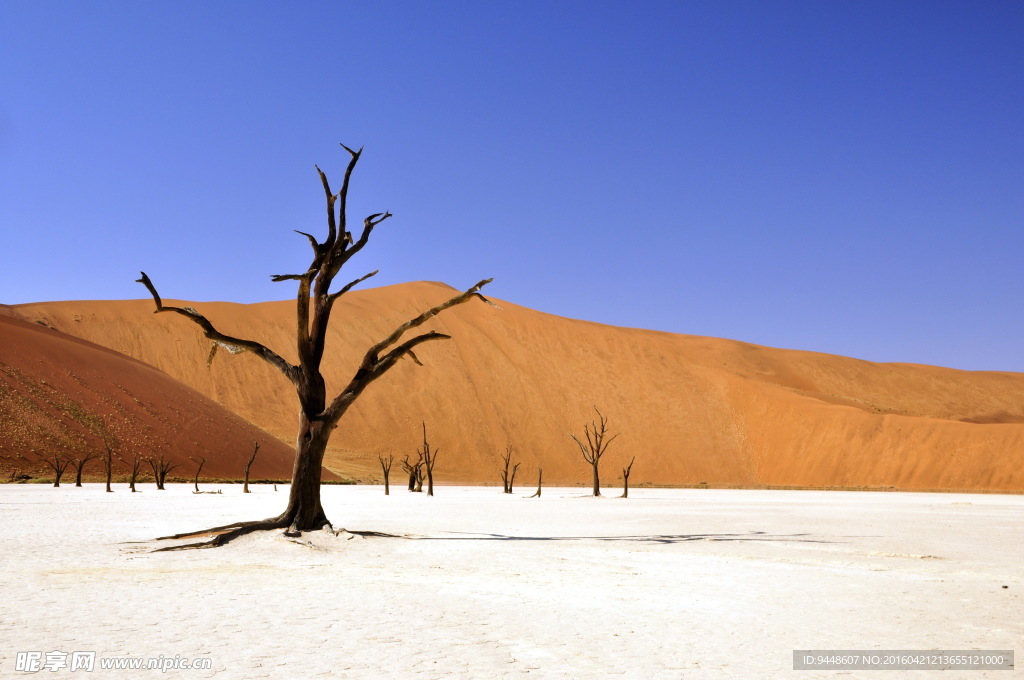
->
[1,485,1019,679]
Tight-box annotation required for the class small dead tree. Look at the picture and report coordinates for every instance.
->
[499,444,520,493]
[401,454,424,492]
[529,466,543,498]
[72,452,98,487]
[419,422,439,497]
[137,144,492,548]
[147,455,179,490]
[127,453,143,492]
[620,456,636,498]
[243,441,260,493]
[191,456,206,493]
[103,444,114,493]
[378,453,394,495]
[571,407,620,497]
[42,453,72,487]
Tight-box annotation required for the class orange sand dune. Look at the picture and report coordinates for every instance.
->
[0,314,296,482]
[8,283,1024,491]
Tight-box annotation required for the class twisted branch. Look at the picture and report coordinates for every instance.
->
[135,272,298,383]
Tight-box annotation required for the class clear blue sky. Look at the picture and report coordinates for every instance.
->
[2,1,1021,372]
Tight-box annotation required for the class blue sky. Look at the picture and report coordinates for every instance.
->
[1,1,1022,371]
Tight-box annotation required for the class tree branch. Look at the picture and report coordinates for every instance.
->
[328,269,379,303]
[294,230,321,256]
[336,144,362,244]
[136,272,298,383]
[329,211,392,276]
[270,270,315,283]
[363,278,493,363]
[321,278,494,425]
[314,164,338,248]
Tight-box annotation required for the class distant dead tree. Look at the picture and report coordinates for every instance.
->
[529,466,543,498]
[499,444,520,493]
[103,444,114,493]
[419,423,439,497]
[401,454,424,492]
[620,456,636,498]
[42,453,72,487]
[126,453,144,492]
[137,144,492,548]
[147,455,179,490]
[72,452,98,487]
[378,453,394,495]
[191,457,206,493]
[571,407,620,497]
[243,441,260,493]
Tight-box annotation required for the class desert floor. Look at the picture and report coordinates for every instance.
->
[0,484,1019,679]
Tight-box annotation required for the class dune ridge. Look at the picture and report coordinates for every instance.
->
[6,282,1024,491]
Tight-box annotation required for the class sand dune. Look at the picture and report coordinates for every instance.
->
[7,283,1024,490]
[0,314,296,482]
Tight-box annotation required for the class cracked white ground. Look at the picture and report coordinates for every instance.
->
[1,484,1019,679]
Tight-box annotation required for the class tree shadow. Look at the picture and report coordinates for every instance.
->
[347,530,835,545]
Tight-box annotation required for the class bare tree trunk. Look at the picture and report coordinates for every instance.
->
[129,456,141,492]
[529,467,543,498]
[499,445,520,493]
[104,446,113,493]
[148,459,161,490]
[192,457,206,493]
[420,422,438,497]
[379,453,393,495]
[402,454,425,492]
[148,455,179,490]
[243,441,260,493]
[571,407,620,498]
[621,456,635,499]
[73,453,96,487]
[277,419,332,535]
[44,454,71,487]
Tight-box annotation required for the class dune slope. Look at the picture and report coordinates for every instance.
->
[0,314,295,481]
[7,283,1024,490]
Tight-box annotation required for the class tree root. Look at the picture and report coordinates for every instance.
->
[153,517,291,551]
[152,512,336,551]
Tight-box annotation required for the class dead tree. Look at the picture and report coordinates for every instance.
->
[137,144,492,548]
[620,456,636,498]
[42,453,72,487]
[499,444,520,493]
[378,453,393,495]
[243,441,260,493]
[147,455,179,490]
[401,453,425,492]
[191,457,206,493]
[127,453,143,492]
[419,422,439,496]
[529,466,543,498]
[571,407,620,497]
[72,452,98,487]
[103,444,114,493]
